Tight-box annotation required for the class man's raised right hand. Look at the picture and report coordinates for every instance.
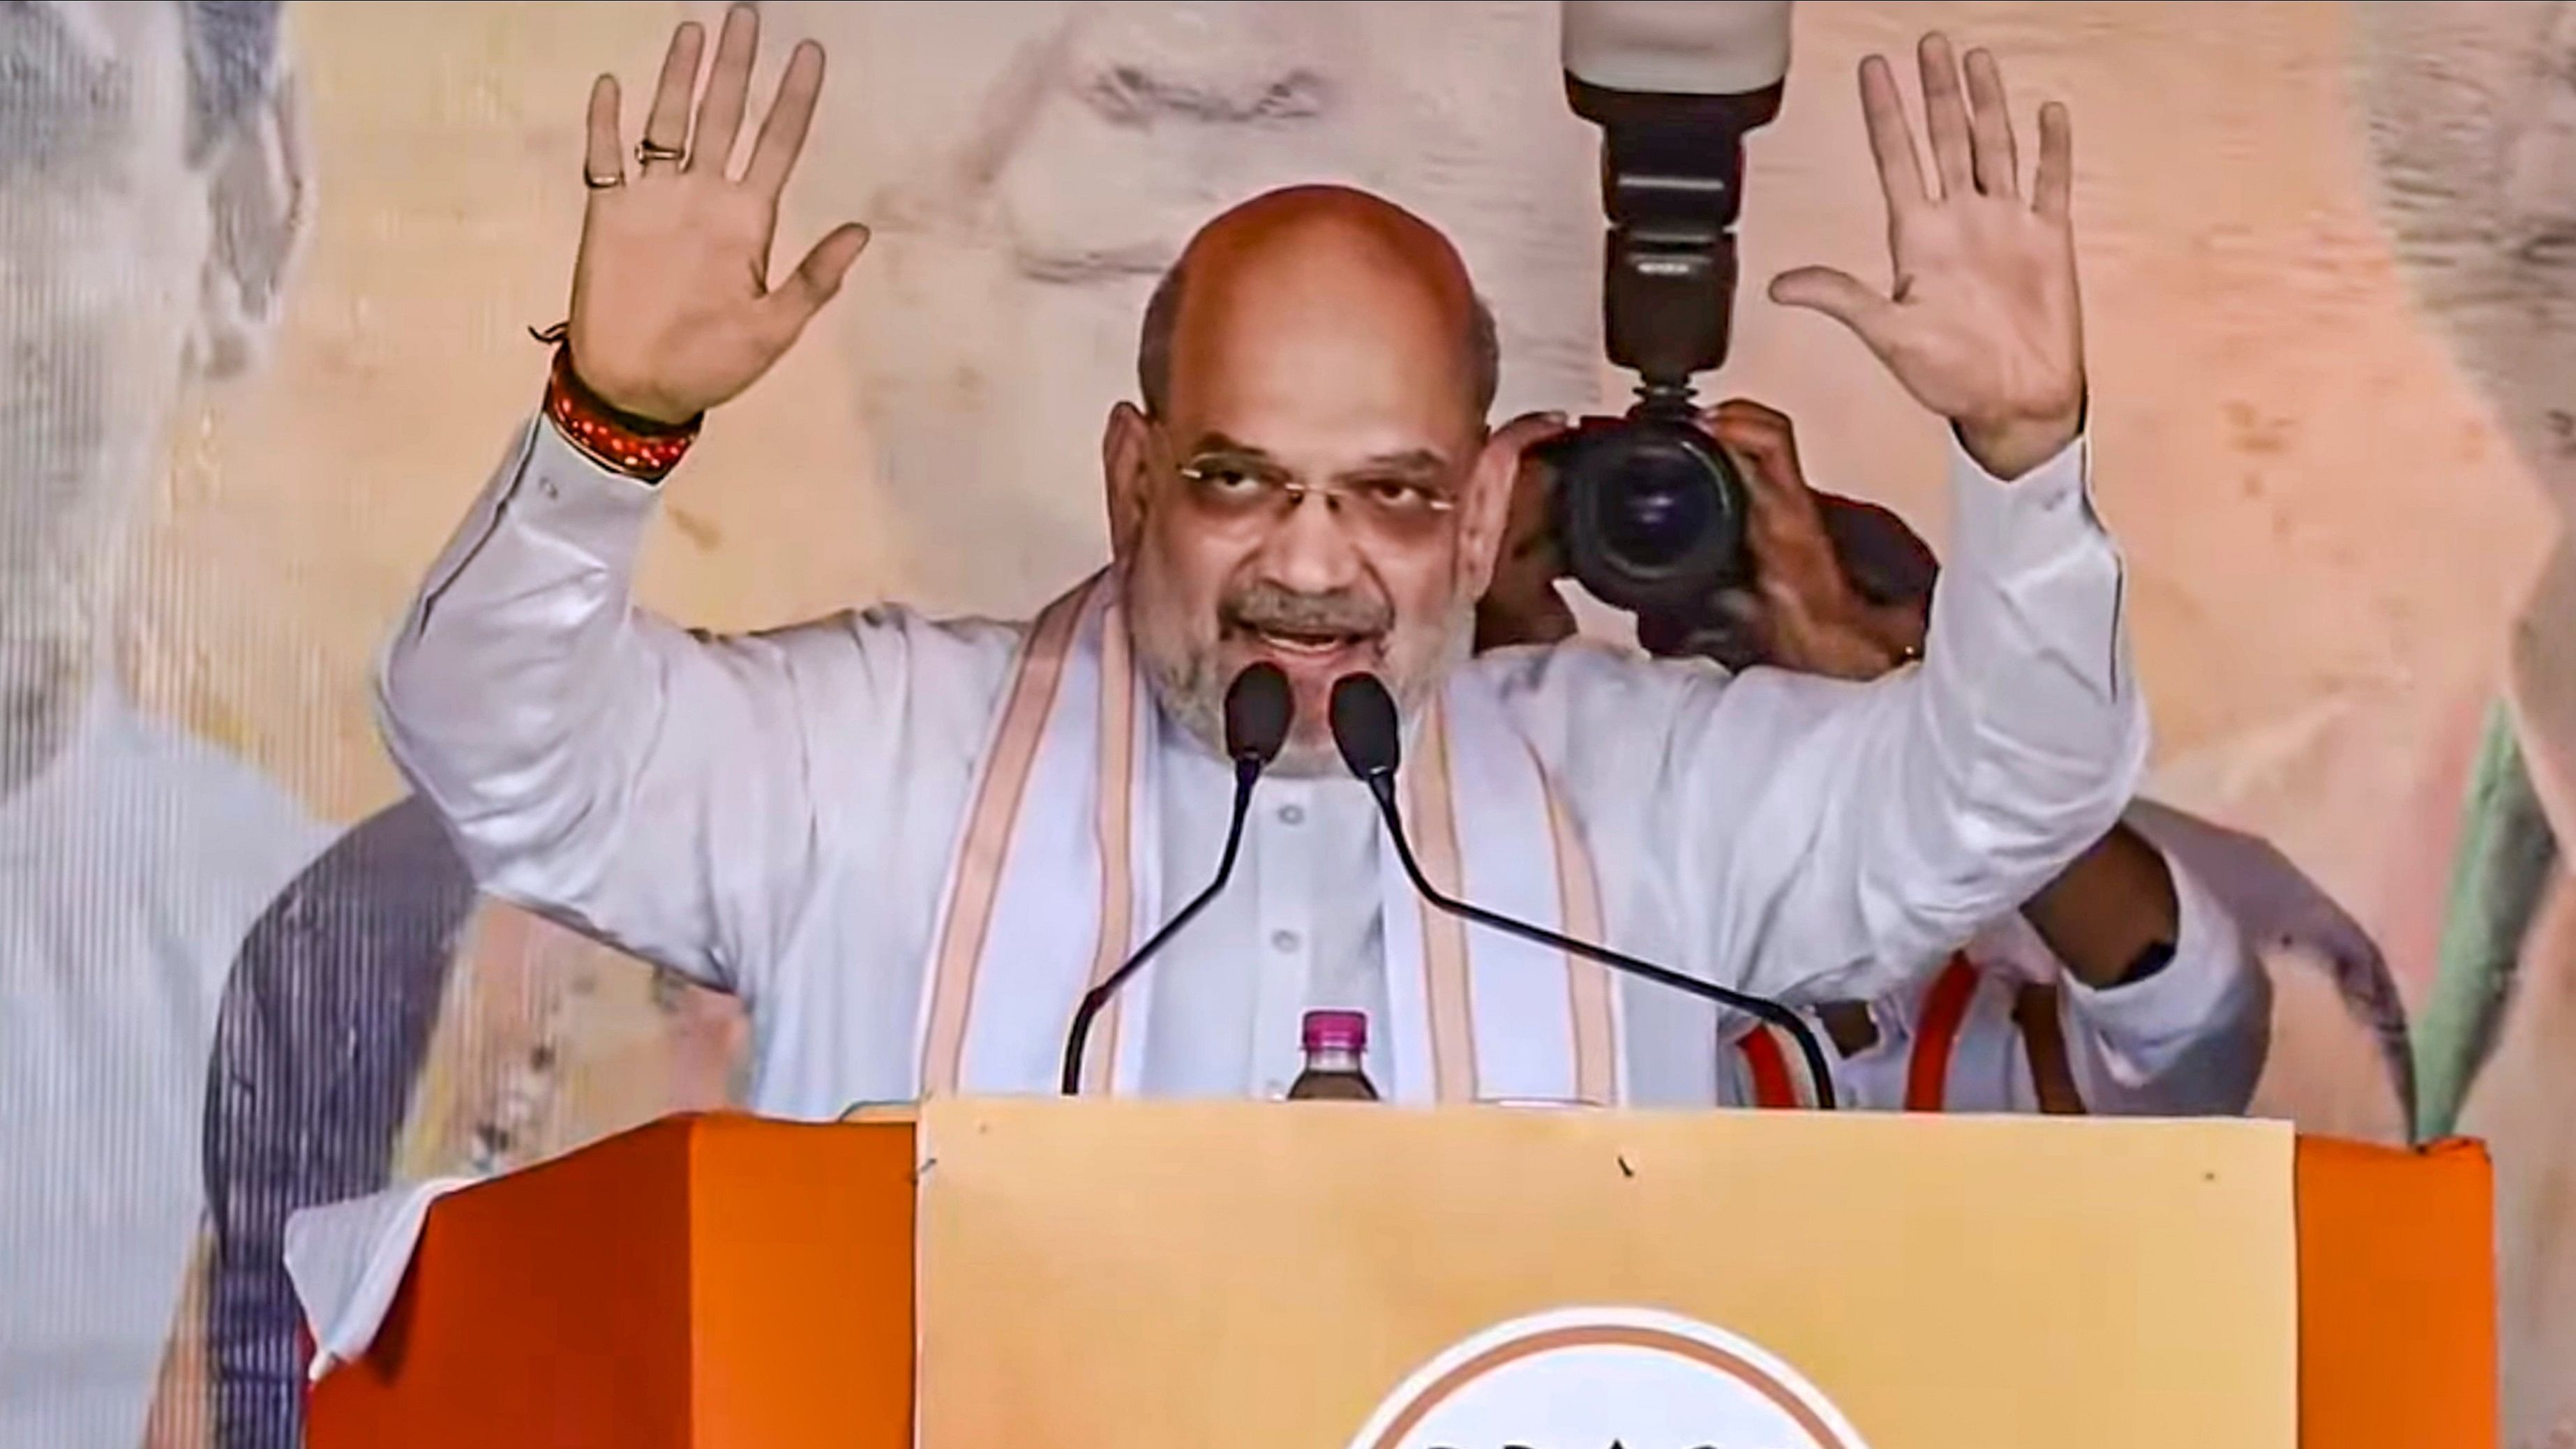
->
[567,6,869,426]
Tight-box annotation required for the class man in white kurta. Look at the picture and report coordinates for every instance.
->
[375,13,2143,1111]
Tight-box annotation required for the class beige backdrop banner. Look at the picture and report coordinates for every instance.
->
[0,3,2565,1448]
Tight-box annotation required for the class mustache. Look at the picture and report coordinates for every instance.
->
[1221,582,1391,636]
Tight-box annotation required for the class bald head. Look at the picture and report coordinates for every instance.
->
[1137,186,1499,424]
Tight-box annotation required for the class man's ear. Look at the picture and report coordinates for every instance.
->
[1102,401,1155,561]
[194,68,311,380]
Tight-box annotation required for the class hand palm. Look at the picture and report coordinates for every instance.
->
[1871,198,2080,428]
[564,8,869,426]
[1769,36,2086,472]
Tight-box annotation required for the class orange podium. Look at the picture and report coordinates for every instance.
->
[308,1102,2493,1449]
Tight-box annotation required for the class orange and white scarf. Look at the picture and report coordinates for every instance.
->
[911,573,1625,1104]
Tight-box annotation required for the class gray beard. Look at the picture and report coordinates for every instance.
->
[1133,603,1474,780]
[1136,638,1227,761]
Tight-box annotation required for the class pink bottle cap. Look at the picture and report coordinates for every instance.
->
[1301,1009,1368,1053]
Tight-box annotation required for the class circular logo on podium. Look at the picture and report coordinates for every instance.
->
[1345,1307,1870,1449]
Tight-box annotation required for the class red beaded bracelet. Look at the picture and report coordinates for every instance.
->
[541,345,702,482]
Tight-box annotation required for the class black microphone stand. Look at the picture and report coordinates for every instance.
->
[1058,661,1288,1095]
[1323,672,1839,1112]
[1058,758,1259,1095]
[1361,776,1838,1109]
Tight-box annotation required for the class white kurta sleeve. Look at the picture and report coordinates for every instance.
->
[1668,429,2150,1004]
[373,419,966,999]
[2051,836,2272,1116]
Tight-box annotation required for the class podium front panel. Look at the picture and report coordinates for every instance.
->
[913,1100,2300,1449]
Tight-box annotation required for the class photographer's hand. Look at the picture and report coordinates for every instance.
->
[1469,412,1578,650]
[568,6,870,426]
[1767,36,2083,481]
[1707,400,1923,680]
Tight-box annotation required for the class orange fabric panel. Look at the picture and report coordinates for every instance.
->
[310,1116,701,1448]
[689,1116,918,1449]
[307,1113,919,1449]
[2296,1136,2496,1449]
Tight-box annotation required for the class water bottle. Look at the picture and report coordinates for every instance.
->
[1286,1009,1379,1102]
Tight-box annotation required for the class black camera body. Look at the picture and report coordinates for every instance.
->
[1552,4,1787,620]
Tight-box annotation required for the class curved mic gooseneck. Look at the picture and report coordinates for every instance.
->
[1059,760,1257,1095]
[1060,662,1294,1096]
[1328,673,1839,1110]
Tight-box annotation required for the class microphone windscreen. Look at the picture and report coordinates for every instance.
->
[1328,673,1402,781]
[1223,662,1294,765]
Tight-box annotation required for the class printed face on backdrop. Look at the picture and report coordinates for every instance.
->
[2360,1,2576,836]
[2361,3,2576,521]
[762,1,1598,622]
[0,0,301,790]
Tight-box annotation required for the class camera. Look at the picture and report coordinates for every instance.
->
[1548,2,1790,617]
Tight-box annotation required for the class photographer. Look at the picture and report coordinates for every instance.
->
[1479,400,2388,1116]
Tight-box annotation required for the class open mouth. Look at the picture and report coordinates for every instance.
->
[1234,622,1381,663]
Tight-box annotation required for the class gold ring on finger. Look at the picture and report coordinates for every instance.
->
[636,139,687,168]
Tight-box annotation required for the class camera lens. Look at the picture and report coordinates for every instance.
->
[1544,412,1748,615]
[1598,442,1719,572]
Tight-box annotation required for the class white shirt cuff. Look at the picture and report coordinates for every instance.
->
[517,413,664,559]
[1948,427,2102,575]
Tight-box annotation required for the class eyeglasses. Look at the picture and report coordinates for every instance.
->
[1169,448,1460,547]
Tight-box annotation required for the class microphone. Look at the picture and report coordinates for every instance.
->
[1058,661,1294,1095]
[1327,673,1839,1109]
